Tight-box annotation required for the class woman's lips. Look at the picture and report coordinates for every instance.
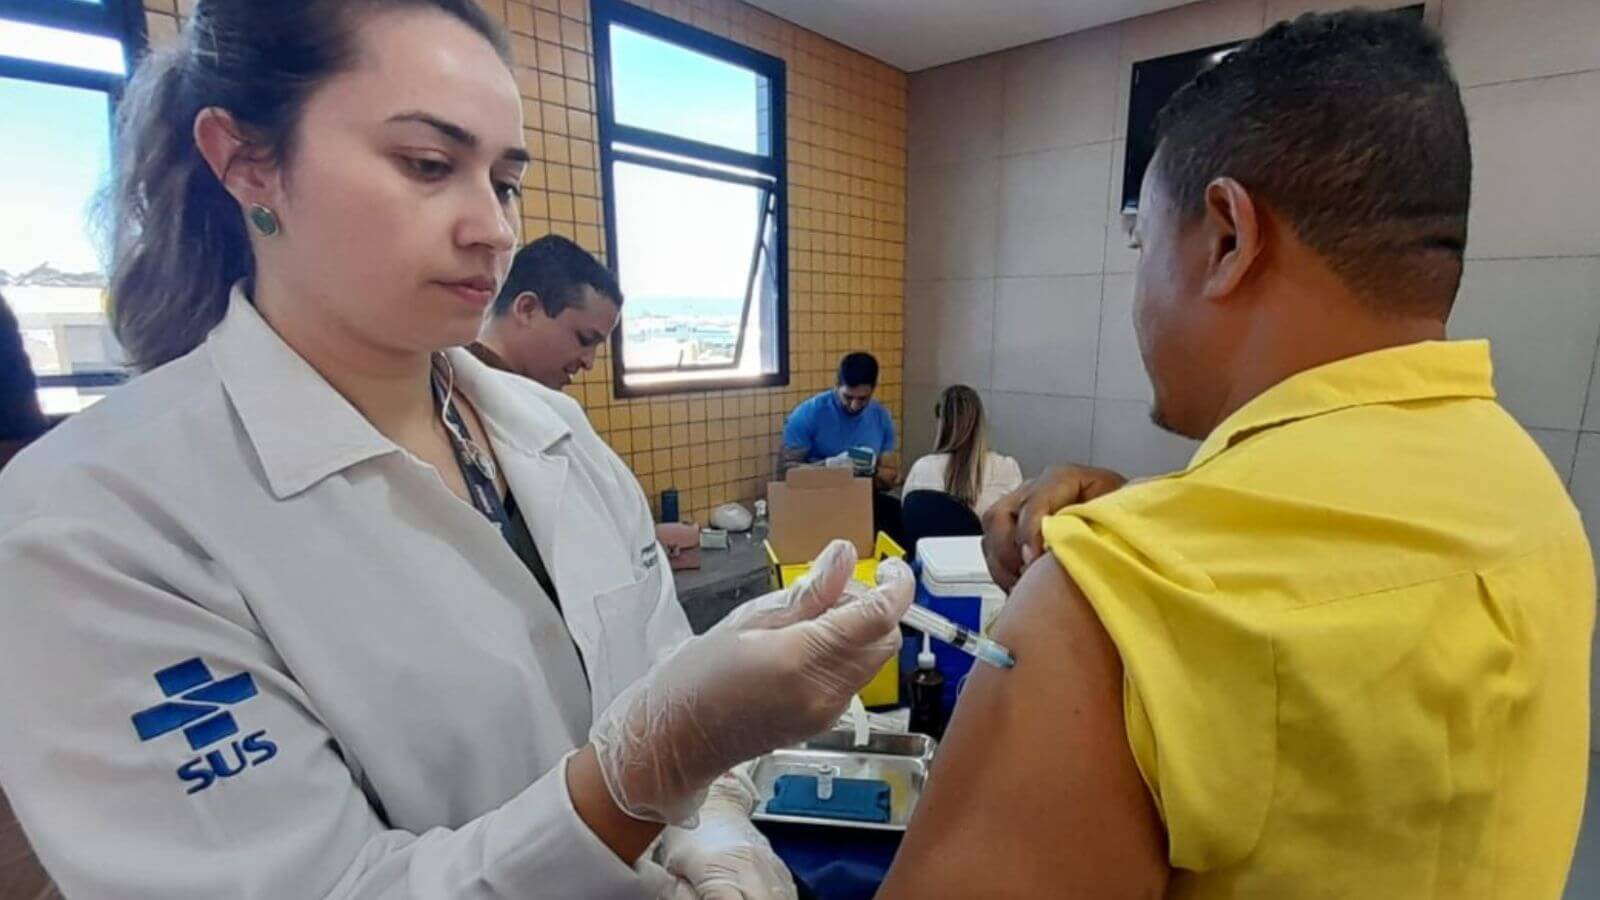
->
[438,279,495,308]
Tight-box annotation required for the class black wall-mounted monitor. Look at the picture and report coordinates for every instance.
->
[1118,4,1426,215]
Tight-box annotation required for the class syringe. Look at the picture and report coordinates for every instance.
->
[901,603,1016,670]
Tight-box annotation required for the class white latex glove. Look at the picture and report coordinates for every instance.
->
[636,857,697,900]
[823,452,854,469]
[657,768,798,900]
[590,539,915,825]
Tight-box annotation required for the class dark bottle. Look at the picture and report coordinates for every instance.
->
[907,632,947,740]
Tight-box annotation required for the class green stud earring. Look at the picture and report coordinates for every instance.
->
[247,203,281,237]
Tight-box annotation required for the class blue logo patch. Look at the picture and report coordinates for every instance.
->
[132,658,277,794]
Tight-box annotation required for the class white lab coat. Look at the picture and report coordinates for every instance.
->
[0,289,692,899]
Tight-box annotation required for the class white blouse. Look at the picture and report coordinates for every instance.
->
[903,451,1025,517]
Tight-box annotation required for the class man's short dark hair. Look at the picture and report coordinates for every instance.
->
[1153,9,1471,315]
[492,234,623,318]
[838,352,879,388]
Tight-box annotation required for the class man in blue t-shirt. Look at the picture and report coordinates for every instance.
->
[779,352,900,493]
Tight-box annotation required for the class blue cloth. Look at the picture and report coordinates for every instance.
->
[767,774,893,824]
[782,391,896,462]
[757,821,901,900]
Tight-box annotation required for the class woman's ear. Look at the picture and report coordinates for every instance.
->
[193,107,278,211]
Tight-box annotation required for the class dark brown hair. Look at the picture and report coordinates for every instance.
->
[1154,9,1470,316]
[104,0,511,370]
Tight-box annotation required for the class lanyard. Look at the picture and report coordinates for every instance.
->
[430,364,515,543]
[428,357,566,623]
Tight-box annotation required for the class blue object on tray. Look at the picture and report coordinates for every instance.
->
[767,774,892,824]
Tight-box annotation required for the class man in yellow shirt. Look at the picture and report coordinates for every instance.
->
[883,9,1593,899]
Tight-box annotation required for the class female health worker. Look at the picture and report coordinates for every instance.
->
[0,2,912,897]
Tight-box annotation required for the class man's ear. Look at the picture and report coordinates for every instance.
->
[512,291,545,324]
[193,107,280,213]
[1200,177,1263,302]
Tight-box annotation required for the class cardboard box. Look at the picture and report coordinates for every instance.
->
[765,467,874,563]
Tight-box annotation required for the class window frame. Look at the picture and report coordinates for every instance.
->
[0,0,144,93]
[0,0,145,394]
[591,0,790,398]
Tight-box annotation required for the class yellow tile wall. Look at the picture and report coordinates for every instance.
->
[145,0,908,525]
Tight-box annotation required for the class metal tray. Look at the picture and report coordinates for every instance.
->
[750,729,935,832]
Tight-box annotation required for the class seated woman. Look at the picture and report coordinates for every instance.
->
[903,385,1022,518]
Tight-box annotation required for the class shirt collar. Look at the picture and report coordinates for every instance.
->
[446,346,573,459]
[209,284,571,500]
[210,286,396,499]
[467,340,511,373]
[1188,339,1497,471]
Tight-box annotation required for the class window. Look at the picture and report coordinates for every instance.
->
[593,0,788,396]
[0,0,144,416]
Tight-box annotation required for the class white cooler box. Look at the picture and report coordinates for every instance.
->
[916,536,1007,636]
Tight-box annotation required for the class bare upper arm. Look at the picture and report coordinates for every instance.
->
[879,555,1169,899]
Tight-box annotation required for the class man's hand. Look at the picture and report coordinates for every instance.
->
[982,465,1127,591]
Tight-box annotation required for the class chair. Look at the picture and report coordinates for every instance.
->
[901,490,983,560]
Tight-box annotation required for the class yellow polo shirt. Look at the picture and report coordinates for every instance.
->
[1044,340,1593,899]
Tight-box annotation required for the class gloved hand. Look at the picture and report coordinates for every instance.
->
[636,857,697,900]
[823,452,854,469]
[656,768,797,899]
[590,539,914,825]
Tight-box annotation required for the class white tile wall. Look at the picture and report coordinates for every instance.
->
[1441,0,1600,87]
[1091,398,1200,479]
[1571,436,1600,569]
[1104,140,1140,274]
[992,276,1102,397]
[1584,353,1600,434]
[998,143,1112,277]
[1464,69,1600,260]
[907,55,1002,170]
[903,382,940,463]
[1094,274,1151,404]
[1529,428,1581,484]
[905,158,1000,280]
[1449,257,1600,431]
[904,279,995,389]
[984,391,1097,477]
[1001,24,1122,156]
